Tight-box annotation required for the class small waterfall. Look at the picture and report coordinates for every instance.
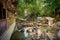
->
[24,28,29,37]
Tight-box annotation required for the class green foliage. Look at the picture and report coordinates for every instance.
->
[16,0,60,19]
[24,0,36,5]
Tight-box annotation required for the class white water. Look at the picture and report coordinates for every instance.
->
[24,28,29,37]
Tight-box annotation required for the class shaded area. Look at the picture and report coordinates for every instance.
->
[10,30,25,40]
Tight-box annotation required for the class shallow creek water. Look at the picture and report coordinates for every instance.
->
[10,27,60,40]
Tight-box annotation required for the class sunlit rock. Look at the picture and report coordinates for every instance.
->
[45,17,54,26]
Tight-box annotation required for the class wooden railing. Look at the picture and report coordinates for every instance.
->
[0,17,15,37]
[0,19,7,37]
